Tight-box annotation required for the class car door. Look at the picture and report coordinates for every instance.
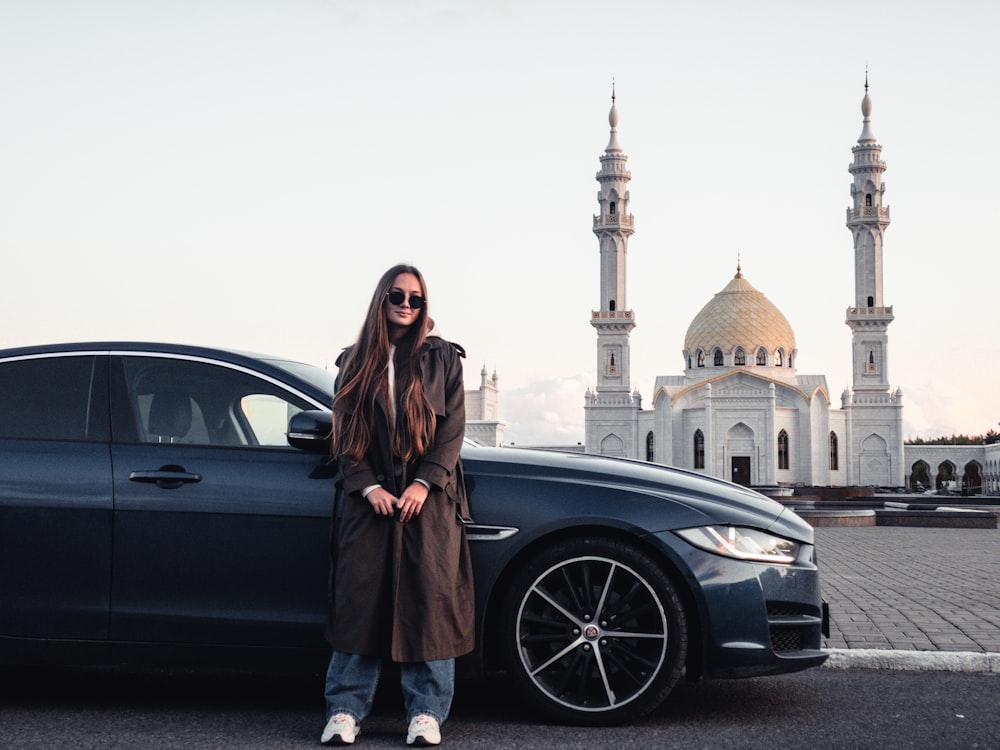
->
[108,353,335,649]
[0,353,113,641]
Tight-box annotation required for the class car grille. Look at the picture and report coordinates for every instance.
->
[770,628,804,652]
[767,603,823,653]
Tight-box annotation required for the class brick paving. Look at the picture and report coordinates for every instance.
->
[814,526,1000,653]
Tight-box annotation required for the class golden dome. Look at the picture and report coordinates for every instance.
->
[684,269,796,357]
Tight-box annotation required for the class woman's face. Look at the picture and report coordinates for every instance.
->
[383,272,424,336]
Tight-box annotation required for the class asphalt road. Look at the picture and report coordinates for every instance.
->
[0,667,997,750]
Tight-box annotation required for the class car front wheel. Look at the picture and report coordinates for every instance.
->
[501,537,688,725]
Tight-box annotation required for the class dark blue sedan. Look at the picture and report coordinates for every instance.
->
[0,342,828,725]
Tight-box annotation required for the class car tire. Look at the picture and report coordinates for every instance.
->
[501,536,688,725]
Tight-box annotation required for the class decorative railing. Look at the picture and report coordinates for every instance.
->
[593,213,635,228]
[846,206,890,221]
[846,306,893,316]
[592,310,634,319]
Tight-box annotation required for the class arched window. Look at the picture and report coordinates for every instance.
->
[609,299,616,312]
[867,296,874,307]
[788,353,794,368]
[713,349,724,366]
[829,432,839,471]
[776,349,784,367]
[734,348,746,366]
[778,429,790,470]
[610,201,617,215]
[646,432,655,462]
[687,355,692,369]
[697,350,705,367]
[865,193,873,207]
[694,429,705,469]
[756,347,767,366]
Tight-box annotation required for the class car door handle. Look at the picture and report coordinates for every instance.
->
[129,467,203,489]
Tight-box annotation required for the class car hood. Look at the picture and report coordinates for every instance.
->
[462,445,814,544]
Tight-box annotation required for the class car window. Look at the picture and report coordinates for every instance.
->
[119,356,312,448]
[240,393,302,446]
[0,355,104,441]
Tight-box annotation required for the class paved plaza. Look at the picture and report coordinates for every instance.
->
[814,526,1000,655]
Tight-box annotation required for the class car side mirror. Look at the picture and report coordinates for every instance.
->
[287,410,333,454]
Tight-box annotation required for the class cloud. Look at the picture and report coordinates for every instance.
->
[904,382,999,440]
[497,375,589,447]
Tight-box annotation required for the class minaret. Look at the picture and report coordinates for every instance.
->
[590,90,635,398]
[464,364,505,447]
[845,75,893,394]
[585,89,639,458]
[843,75,904,487]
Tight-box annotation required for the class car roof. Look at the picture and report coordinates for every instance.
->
[0,340,265,359]
[0,341,334,402]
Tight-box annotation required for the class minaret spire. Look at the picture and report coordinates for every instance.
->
[606,84,622,153]
[858,69,877,145]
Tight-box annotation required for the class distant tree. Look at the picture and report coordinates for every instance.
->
[905,435,980,445]
[905,424,999,446]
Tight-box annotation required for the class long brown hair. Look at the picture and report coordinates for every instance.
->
[332,264,436,464]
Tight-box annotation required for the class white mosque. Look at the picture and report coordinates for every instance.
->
[583,83,905,489]
[467,83,997,495]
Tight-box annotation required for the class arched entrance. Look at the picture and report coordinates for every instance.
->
[935,461,956,492]
[910,460,930,492]
[963,461,983,495]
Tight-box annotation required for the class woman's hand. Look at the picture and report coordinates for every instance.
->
[397,481,429,523]
[366,486,397,516]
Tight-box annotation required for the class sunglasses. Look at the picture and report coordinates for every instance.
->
[386,290,426,309]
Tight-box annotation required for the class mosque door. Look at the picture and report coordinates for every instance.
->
[731,457,751,487]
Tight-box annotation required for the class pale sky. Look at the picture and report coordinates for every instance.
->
[2,0,997,446]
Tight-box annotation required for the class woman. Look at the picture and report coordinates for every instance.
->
[321,265,474,747]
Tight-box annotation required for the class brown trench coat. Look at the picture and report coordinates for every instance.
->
[326,335,475,663]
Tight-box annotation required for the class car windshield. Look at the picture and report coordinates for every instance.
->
[263,358,336,400]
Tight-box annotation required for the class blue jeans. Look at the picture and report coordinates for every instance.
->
[324,651,455,725]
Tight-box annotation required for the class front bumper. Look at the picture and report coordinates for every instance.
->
[653,531,830,679]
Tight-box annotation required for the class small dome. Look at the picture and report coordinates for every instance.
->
[684,268,796,358]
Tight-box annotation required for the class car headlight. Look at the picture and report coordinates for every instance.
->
[675,526,800,564]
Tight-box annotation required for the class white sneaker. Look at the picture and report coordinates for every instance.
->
[406,714,441,746]
[321,713,359,745]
